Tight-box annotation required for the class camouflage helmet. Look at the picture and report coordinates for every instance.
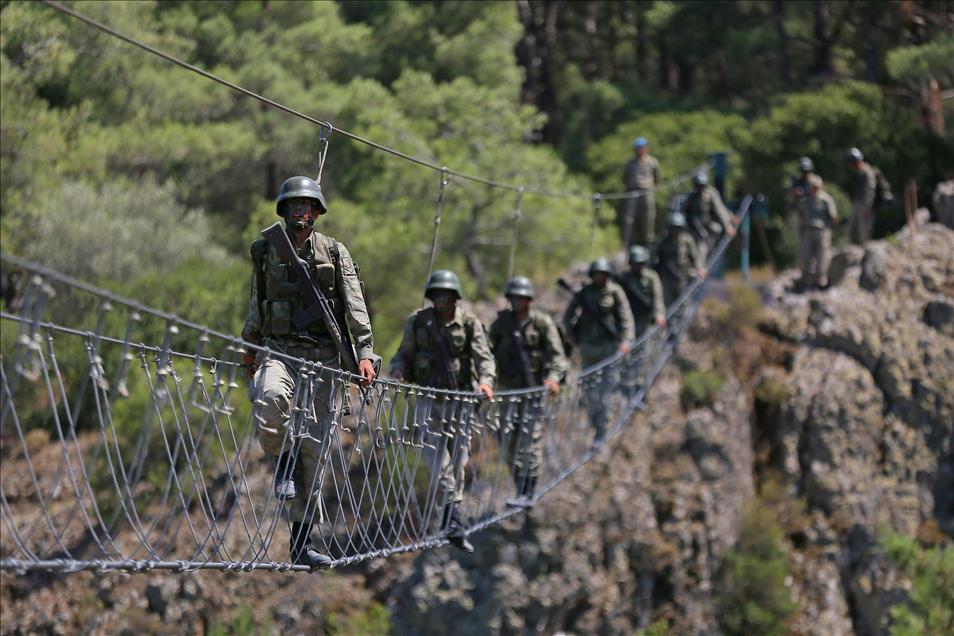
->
[799,156,815,172]
[692,171,709,186]
[588,258,614,277]
[668,212,687,228]
[846,147,864,162]
[628,245,651,264]
[504,276,535,299]
[276,176,328,216]
[425,269,462,299]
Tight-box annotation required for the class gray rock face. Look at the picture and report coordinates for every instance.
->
[924,297,954,337]
[859,243,888,291]
[760,223,954,634]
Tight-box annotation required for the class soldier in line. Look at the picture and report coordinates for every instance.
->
[798,175,838,290]
[933,178,954,230]
[654,213,706,307]
[622,137,661,247]
[681,171,736,261]
[489,277,568,504]
[562,259,634,445]
[617,246,666,337]
[242,176,378,569]
[390,270,496,553]
[846,147,878,245]
[787,157,816,208]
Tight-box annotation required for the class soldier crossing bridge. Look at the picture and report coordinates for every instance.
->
[0,1,752,575]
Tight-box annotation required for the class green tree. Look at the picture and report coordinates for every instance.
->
[882,532,954,636]
[717,502,796,636]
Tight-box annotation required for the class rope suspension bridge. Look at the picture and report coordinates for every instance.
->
[1,2,751,575]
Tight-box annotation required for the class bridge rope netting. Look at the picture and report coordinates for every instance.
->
[1,1,751,575]
[0,208,746,575]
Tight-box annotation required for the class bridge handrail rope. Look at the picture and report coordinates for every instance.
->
[38,0,709,203]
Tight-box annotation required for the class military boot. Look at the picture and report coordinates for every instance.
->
[290,522,332,569]
[506,474,537,509]
[440,503,474,553]
[273,451,297,500]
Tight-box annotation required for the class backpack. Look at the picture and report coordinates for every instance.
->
[873,167,894,209]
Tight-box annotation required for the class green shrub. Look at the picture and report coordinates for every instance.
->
[681,368,725,409]
[717,503,796,636]
[327,602,391,636]
[881,532,954,636]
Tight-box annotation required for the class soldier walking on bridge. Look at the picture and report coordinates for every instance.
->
[798,175,838,290]
[563,259,634,445]
[390,270,496,553]
[489,277,567,504]
[654,213,705,307]
[618,246,666,337]
[242,176,378,569]
[622,137,661,247]
[681,172,736,261]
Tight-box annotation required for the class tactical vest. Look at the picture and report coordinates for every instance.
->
[251,232,347,342]
[410,308,478,389]
[684,189,715,226]
[496,310,548,384]
[656,234,693,285]
[801,194,835,230]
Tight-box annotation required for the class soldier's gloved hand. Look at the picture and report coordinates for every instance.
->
[242,351,257,382]
[544,379,560,396]
[477,383,494,401]
[655,316,667,327]
[725,225,737,237]
[358,358,377,386]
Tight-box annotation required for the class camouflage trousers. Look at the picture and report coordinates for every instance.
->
[580,342,621,437]
[634,190,656,246]
[413,395,477,506]
[499,394,546,486]
[848,203,874,244]
[248,345,340,524]
[660,272,687,308]
[799,226,831,288]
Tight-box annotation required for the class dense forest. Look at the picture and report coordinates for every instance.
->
[2,0,952,352]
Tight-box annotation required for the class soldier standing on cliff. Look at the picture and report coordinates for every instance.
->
[390,270,496,553]
[846,147,878,245]
[622,137,661,248]
[242,176,377,569]
[798,175,838,290]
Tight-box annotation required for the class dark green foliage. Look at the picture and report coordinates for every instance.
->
[717,503,796,636]
[680,368,725,409]
[881,532,954,636]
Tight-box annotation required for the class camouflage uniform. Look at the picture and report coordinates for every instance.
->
[617,268,665,336]
[623,155,661,246]
[390,306,496,505]
[562,281,634,439]
[799,188,838,288]
[848,163,878,244]
[682,185,733,261]
[242,228,373,523]
[655,232,703,307]
[489,308,567,487]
